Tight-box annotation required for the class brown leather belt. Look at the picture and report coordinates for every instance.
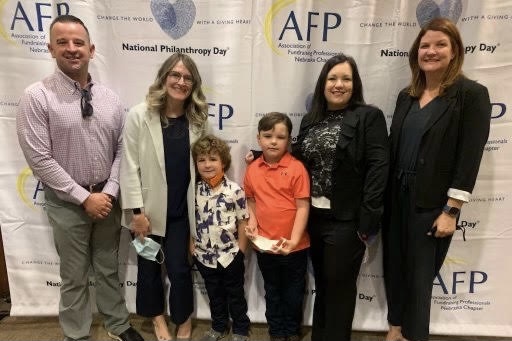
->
[81,179,107,193]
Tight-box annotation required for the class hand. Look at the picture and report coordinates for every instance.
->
[238,243,247,255]
[131,213,150,239]
[244,151,255,165]
[357,231,377,247]
[247,238,263,252]
[270,237,297,255]
[189,237,195,256]
[245,225,258,240]
[428,212,457,238]
[83,193,112,220]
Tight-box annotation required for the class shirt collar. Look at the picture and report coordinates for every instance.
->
[256,151,292,168]
[54,68,94,93]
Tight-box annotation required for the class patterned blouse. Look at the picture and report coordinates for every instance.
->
[300,110,344,198]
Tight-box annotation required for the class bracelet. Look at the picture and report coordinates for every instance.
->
[132,208,142,215]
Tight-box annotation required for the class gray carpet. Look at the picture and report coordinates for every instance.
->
[0,314,511,341]
[0,299,510,341]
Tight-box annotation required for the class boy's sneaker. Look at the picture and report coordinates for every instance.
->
[199,328,227,341]
[269,336,286,341]
[231,334,249,341]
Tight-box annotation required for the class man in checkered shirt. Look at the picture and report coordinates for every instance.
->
[16,15,143,341]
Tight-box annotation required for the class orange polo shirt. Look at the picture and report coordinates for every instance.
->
[244,152,310,251]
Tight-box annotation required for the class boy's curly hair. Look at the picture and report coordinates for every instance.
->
[192,134,231,171]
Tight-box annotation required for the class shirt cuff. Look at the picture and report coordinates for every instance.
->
[66,184,90,205]
[102,180,119,199]
[311,196,331,209]
[447,188,471,203]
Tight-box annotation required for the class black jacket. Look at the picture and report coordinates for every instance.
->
[293,104,389,236]
[389,76,491,207]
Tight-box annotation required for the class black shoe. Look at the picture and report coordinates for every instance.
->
[108,326,144,341]
[269,336,287,341]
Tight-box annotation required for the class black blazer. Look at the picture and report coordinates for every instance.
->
[293,104,389,236]
[389,76,491,207]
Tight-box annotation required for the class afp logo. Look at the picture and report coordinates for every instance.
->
[491,102,506,119]
[208,102,234,130]
[3,1,69,41]
[17,166,45,209]
[416,0,462,27]
[434,270,487,294]
[264,1,342,54]
[151,0,195,39]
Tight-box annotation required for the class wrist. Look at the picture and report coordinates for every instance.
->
[442,204,460,218]
[288,238,299,248]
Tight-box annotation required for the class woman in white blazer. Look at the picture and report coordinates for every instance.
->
[120,53,211,341]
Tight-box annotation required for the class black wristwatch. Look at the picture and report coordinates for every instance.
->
[132,208,142,215]
[442,205,460,217]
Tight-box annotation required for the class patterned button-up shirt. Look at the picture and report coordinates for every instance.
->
[194,176,248,268]
[16,69,124,205]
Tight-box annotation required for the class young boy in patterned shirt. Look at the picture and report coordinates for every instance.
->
[191,134,250,341]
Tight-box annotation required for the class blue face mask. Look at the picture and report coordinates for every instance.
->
[131,237,164,264]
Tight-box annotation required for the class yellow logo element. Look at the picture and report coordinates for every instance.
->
[17,166,37,209]
[444,256,467,265]
[0,0,16,44]
[264,0,296,55]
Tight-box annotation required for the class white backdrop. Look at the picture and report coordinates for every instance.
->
[1,0,511,337]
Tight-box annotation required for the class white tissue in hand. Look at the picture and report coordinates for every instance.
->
[252,235,279,251]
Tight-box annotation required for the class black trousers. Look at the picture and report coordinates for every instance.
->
[309,208,365,341]
[136,216,193,325]
[256,249,308,338]
[383,172,452,341]
[195,251,250,336]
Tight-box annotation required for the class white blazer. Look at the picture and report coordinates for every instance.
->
[119,102,210,236]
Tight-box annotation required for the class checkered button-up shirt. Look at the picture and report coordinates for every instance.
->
[16,69,124,205]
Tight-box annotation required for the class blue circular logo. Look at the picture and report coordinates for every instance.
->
[416,0,462,27]
[151,0,196,39]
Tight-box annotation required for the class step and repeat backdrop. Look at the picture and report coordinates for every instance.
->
[1,0,511,337]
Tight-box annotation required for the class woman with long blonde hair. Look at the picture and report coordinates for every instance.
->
[120,53,210,341]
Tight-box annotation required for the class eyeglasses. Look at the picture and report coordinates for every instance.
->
[168,71,194,86]
[81,88,93,118]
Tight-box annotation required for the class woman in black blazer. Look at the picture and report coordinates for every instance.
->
[383,18,491,341]
[292,54,389,341]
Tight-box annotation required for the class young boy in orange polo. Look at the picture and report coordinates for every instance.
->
[244,112,310,341]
